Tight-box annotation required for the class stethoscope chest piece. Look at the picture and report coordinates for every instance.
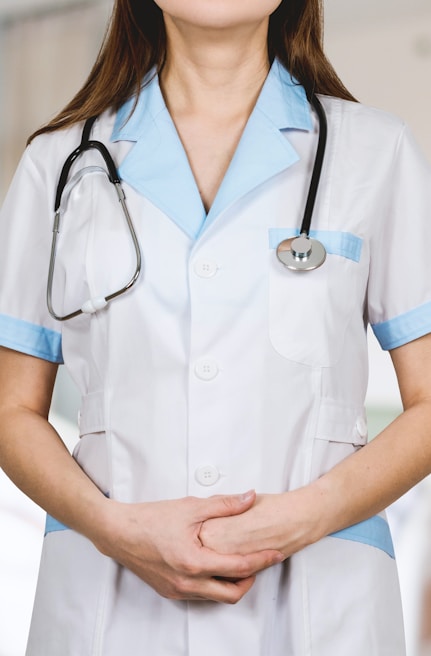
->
[276,234,326,271]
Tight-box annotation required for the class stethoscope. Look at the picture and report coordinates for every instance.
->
[47,96,327,321]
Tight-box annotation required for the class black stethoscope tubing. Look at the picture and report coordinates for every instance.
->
[301,95,327,236]
[53,116,120,212]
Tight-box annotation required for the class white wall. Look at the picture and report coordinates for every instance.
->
[325,0,431,157]
[0,0,112,197]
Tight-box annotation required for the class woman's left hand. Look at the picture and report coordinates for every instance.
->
[199,486,324,559]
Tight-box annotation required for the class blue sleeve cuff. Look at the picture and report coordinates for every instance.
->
[0,314,63,363]
[372,300,431,350]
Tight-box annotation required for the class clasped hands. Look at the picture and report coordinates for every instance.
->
[95,487,321,605]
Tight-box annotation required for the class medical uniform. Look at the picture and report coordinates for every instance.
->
[1,60,431,655]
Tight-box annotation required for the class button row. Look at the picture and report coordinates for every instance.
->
[191,260,220,487]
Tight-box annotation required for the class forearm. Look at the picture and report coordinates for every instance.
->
[0,406,109,543]
[312,400,431,537]
[200,400,431,557]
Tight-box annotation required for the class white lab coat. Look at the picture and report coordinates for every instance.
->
[1,62,431,655]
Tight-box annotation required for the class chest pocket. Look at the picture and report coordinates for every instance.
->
[268,229,363,367]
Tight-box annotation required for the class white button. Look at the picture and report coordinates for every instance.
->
[193,258,218,278]
[195,465,220,486]
[194,358,219,381]
[355,416,368,438]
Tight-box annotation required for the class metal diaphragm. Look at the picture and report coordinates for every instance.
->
[276,235,326,271]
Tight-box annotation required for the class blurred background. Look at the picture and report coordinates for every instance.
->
[0,0,430,653]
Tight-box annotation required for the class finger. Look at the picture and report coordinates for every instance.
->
[242,549,286,573]
[197,547,284,580]
[197,490,256,522]
[181,575,257,604]
[205,575,256,603]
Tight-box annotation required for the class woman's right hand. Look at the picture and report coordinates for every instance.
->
[92,491,284,604]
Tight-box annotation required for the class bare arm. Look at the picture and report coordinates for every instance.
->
[0,347,104,535]
[200,333,431,556]
[314,333,431,530]
[0,346,283,602]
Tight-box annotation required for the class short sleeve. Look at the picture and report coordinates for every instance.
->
[0,144,63,363]
[367,124,431,351]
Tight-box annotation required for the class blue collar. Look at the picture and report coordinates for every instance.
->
[111,60,313,239]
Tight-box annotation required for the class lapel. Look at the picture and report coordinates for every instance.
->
[111,60,313,240]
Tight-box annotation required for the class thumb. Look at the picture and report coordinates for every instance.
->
[201,490,256,521]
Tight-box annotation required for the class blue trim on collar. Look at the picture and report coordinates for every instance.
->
[330,515,395,559]
[111,60,312,141]
[112,70,167,143]
[0,314,63,364]
[372,300,431,350]
[268,228,363,263]
[256,60,313,131]
[111,60,312,239]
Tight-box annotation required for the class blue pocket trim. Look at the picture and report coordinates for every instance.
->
[268,229,363,263]
[329,515,395,559]
[0,314,63,364]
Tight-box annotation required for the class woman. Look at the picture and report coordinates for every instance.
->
[0,1,430,654]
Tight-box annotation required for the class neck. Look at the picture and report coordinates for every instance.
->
[160,18,271,120]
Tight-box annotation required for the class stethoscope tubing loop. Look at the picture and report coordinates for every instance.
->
[103,184,142,304]
[54,136,121,212]
[48,117,142,321]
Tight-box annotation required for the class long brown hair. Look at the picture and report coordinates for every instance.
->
[29,0,355,142]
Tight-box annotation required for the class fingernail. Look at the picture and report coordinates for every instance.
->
[239,490,255,502]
